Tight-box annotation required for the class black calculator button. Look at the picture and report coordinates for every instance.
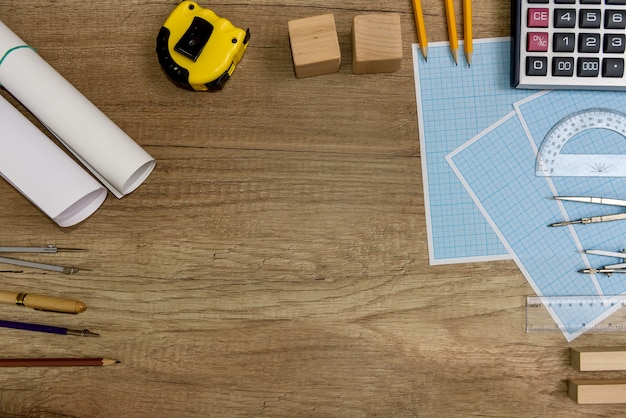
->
[580,0,601,4]
[606,0,626,5]
[553,57,575,76]
[528,0,549,2]
[604,34,626,53]
[526,57,548,76]
[555,9,577,28]
[554,0,575,3]
[579,33,601,52]
[605,10,626,29]
[554,33,576,52]
[577,57,600,76]
[579,9,602,28]
[602,58,624,77]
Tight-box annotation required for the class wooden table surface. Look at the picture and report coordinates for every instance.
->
[0,1,624,416]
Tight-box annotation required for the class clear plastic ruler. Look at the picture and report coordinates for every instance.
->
[526,295,626,334]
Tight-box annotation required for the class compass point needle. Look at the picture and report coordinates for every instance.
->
[549,216,582,227]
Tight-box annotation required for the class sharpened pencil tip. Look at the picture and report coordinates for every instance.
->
[451,49,459,65]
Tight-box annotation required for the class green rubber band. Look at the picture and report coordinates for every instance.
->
[0,45,36,67]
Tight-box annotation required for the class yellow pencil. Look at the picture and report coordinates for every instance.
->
[463,0,473,67]
[411,0,428,61]
[444,0,459,65]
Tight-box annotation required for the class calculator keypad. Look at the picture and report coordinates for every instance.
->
[513,0,626,90]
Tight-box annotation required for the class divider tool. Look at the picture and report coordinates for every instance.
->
[0,245,85,274]
[549,196,626,227]
[580,249,626,275]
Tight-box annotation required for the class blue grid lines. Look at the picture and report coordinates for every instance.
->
[415,39,534,263]
[450,93,626,339]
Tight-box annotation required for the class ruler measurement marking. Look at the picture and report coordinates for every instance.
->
[526,295,626,334]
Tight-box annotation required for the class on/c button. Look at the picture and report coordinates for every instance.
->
[527,32,549,52]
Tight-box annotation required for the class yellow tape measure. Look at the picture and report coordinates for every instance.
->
[156,1,250,91]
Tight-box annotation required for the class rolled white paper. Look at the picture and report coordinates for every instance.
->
[0,20,155,198]
[0,94,107,227]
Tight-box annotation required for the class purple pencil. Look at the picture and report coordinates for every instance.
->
[0,320,98,337]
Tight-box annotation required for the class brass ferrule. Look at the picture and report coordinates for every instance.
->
[15,293,27,306]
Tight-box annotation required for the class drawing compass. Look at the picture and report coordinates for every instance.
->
[0,245,85,274]
[536,108,626,177]
[549,196,626,227]
[580,249,626,275]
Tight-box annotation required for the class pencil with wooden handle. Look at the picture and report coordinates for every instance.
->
[463,0,472,66]
[444,0,459,64]
[411,0,428,61]
[0,358,119,367]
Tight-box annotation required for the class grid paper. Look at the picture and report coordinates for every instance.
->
[518,90,626,298]
[414,38,534,264]
[448,90,626,341]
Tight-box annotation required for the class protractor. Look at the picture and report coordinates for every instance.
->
[535,108,626,177]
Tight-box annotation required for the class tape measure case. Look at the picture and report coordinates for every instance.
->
[156,1,250,91]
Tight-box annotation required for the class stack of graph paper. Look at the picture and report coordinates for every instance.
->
[414,38,626,341]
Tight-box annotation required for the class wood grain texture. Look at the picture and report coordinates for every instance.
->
[571,348,626,372]
[288,13,341,78]
[0,1,624,416]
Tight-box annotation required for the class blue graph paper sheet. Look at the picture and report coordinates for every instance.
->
[518,90,626,297]
[448,89,626,341]
[414,38,534,264]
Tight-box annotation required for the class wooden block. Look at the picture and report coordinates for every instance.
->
[568,379,626,404]
[571,347,626,371]
[351,13,403,75]
[287,14,341,78]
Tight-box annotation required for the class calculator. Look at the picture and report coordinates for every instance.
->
[512,0,626,90]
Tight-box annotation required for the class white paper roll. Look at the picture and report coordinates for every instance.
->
[0,94,107,227]
[0,20,155,198]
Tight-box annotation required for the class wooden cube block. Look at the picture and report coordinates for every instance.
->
[571,347,626,371]
[351,13,403,74]
[288,14,341,78]
[568,379,626,404]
